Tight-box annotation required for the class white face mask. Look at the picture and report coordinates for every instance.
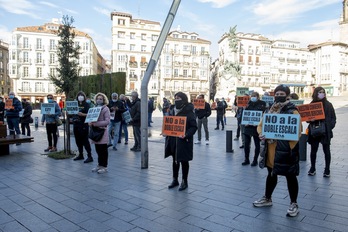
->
[78,96,84,102]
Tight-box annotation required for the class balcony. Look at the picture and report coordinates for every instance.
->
[129,61,138,68]
[287,69,300,74]
[35,45,45,51]
[287,58,300,63]
[174,61,181,66]
[129,74,138,81]
[17,44,31,50]
[35,59,45,65]
[140,62,148,68]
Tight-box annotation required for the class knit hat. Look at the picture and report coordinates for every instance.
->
[174,92,188,104]
[274,84,290,96]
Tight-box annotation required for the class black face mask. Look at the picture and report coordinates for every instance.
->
[274,96,287,103]
[174,100,184,109]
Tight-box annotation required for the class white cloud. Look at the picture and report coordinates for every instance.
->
[65,8,78,15]
[94,7,110,17]
[252,0,341,25]
[197,0,237,8]
[0,25,12,43]
[39,1,59,8]
[0,0,41,19]
[312,19,338,28]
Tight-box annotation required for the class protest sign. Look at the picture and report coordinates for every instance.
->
[122,111,131,123]
[110,111,115,120]
[297,102,325,122]
[262,113,300,141]
[236,96,250,107]
[19,109,24,117]
[41,103,55,114]
[262,96,274,106]
[85,107,102,123]
[5,99,13,109]
[236,87,249,96]
[290,100,304,106]
[162,116,186,137]
[192,99,205,109]
[241,110,263,126]
[65,101,79,114]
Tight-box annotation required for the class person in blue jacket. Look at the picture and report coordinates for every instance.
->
[5,91,22,136]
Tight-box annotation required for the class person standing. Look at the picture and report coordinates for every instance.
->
[214,98,224,130]
[129,91,141,152]
[0,96,5,122]
[5,91,22,136]
[118,94,129,145]
[107,93,126,151]
[194,94,211,145]
[41,94,61,152]
[148,97,154,127]
[242,92,266,166]
[58,99,64,112]
[221,97,228,125]
[162,97,170,116]
[307,87,336,177]
[90,93,110,174]
[20,99,32,136]
[165,92,197,191]
[253,84,301,217]
[72,91,93,163]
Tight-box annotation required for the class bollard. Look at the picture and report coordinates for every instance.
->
[299,133,307,161]
[226,130,234,153]
[35,117,39,128]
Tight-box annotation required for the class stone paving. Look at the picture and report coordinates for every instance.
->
[1,96,348,232]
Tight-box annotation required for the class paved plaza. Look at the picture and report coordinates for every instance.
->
[1,96,348,232]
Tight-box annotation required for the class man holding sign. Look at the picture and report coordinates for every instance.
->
[5,91,22,137]
[194,94,211,145]
[164,92,197,191]
[253,84,301,218]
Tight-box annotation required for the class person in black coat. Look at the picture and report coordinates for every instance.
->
[165,92,197,191]
[194,94,211,145]
[20,99,32,136]
[214,98,225,130]
[0,96,5,122]
[129,91,141,151]
[242,92,266,166]
[307,87,336,177]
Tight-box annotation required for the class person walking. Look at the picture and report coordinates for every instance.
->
[165,92,197,191]
[253,84,301,217]
[72,91,93,163]
[242,92,266,166]
[5,91,22,136]
[194,94,211,145]
[129,91,141,152]
[307,87,336,177]
[214,98,224,130]
[20,99,32,136]
[107,93,126,151]
[90,93,110,174]
[41,94,61,152]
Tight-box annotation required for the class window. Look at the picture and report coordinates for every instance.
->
[183,45,189,51]
[23,52,29,63]
[151,34,158,41]
[23,67,29,77]
[191,36,197,40]
[173,34,178,38]
[23,37,29,49]
[151,46,155,52]
[118,19,125,25]
[201,47,205,54]
[118,31,125,38]
[130,56,135,62]
[130,44,135,51]
[118,55,126,62]
[83,42,89,51]
[182,35,188,39]
[130,33,135,39]
[83,55,89,64]
[12,65,16,75]
[174,69,178,77]
[50,39,56,50]
[239,55,244,63]
[183,70,188,77]
[36,53,42,63]
[165,55,170,64]
[37,67,42,78]
[75,41,80,49]
[50,68,56,76]
[141,45,146,52]
[164,44,169,52]
[192,70,196,78]
[191,46,196,55]
[22,82,30,92]
[50,53,55,64]
[11,51,16,60]
[36,38,42,49]
[141,34,146,40]
[141,57,146,63]
[35,82,44,92]
[118,43,125,50]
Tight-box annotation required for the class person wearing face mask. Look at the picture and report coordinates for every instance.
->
[107,93,126,151]
[20,99,33,136]
[129,91,141,151]
[0,96,5,122]
[5,91,22,137]
[242,92,266,166]
[72,91,93,163]
[307,87,336,177]
[41,94,61,152]
[165,92,197,191]
[253,84,302,217]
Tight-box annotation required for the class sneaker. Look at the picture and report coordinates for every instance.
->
[323,169,330,178]
[194,140,201,144]
[205,140,209,145]
[253,196,273,207]
[73,155,84,161]
[92,166,102,172]
[84,157,93,163]
[97,167,108,174]
[49,147,57,152]
[239,145,244,149]
[233,137,239,141]
[44,147,52,152]
[287,202,299,217]
[214,127,219,130]
[308,167,316,176]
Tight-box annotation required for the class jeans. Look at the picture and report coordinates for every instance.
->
[7,117,21,135]
[95,144,108,167]
[132,125,141,149]
[216,114,224,129]
[197,117,209,141]
[118,121,128,142]
[108,120,121,148]
[310,138,331,170]
[21,123,30,136]
[148,112,153,126]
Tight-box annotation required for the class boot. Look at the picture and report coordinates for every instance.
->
[168,178,179,189]
[178,179,188,191]
[73,154,84,161]
[84,155,93,163]
[242,159,250,165]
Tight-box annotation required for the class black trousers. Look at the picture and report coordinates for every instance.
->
[21,123,31,136]
[244,133,260,162]
[95,144,108,167]
[172,156,189,181]
[46,123,58,147]
[265,167,299,203]
[310,138,331,170]
[74,125,92,157]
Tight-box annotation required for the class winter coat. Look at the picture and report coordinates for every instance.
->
[5,97,22,118]
[130,98,141,127]
[257,102,301,176]
[90,105,110,144]
[307,99,336,145]
[72,101,90,132]
[164,103,197,162]
[243,99,266,136]
[21,103,33,124]
[108,100,126,122]
[0,101,4,121]
[195,102,211,119]
[41,102,61,124]
[215,101,225,116]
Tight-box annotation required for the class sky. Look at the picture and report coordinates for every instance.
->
[0,0,343,60]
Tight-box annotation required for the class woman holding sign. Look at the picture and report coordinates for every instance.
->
[307,87,336,177]
[253,84,301,217]
[165,92,197,191]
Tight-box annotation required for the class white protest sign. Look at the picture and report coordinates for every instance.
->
[41,103,55,114]
[262,96,274,106]
[290,100,304,106]
[262,113,300,141]
[241,110,263,126]
[122,111,132,123]
[65,101,79,114]
[85,107,102,123]
[110,111,115,120]
[19,109,24,117]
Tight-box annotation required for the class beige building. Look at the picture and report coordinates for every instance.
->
[110,12,211,101]
[0,40,11,96]
[8,19,106,103]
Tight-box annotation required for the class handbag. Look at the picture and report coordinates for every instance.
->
[88,126,105,142]
[29,117,34,124]
[122,110,132,123]
[56,117,63,126]
[310,121,326,137]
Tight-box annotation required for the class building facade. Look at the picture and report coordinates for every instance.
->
[8,19,105,103]
[110,12,211,101]
[0,40,11,96]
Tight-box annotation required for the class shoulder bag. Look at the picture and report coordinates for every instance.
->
[88,126,105,142]
[310,121,326,137]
